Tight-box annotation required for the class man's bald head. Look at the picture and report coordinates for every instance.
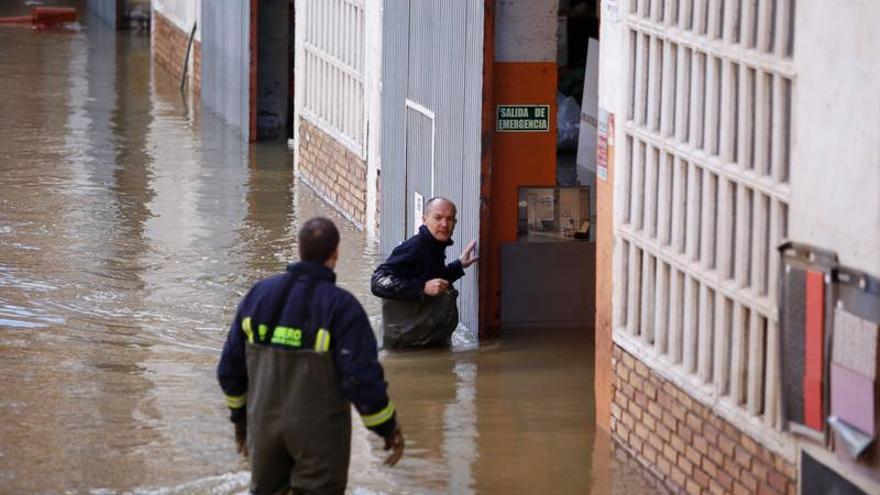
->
[425,197,456,217]
[422,197,458,242]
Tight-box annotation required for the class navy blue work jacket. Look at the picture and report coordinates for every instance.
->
[217,261,397,439]
[370,225,465,300]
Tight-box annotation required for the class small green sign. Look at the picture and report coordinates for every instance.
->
[496,104,550,132]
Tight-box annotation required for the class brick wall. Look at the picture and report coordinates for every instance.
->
[298,120,368,228]
[152,10,199,93]
[611,345,797,495]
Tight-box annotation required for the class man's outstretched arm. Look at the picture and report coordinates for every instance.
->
[217,309,249,455]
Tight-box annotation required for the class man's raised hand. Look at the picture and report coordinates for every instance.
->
[459,240,479,268]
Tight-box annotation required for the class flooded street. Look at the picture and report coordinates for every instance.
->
[0,3,662,493]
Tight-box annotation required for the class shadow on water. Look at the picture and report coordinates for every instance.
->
[0,1,665,493]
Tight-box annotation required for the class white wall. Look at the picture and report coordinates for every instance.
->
[152,0,201,42]
[495,0,558,62]
[599,0,627,348]
[364,0,383,237]
[790,1,880,276]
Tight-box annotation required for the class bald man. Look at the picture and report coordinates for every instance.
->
[371,197,478,348]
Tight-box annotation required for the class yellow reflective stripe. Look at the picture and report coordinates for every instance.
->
[271,326,303,347]
[244,320,329,350]
[314,328,330,352]
[226,393,246,409]
[361,402,395,427]
[241,317,254,343]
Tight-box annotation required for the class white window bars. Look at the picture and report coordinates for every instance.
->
[614,0,796,457]
[300,0,366,156]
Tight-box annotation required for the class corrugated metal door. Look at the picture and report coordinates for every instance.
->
[405,102,434,235]
[87,0,118,27]
[381,1,484,338]
[201,1,251,141]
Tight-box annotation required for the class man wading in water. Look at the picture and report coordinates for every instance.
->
[371,197,479,348]
[218,217,404,494]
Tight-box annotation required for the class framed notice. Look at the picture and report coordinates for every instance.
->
[496,105,551,132]
[517,186,591,242]
[606,0,621,22]
[597,109,614,181]
[414,192,423,235]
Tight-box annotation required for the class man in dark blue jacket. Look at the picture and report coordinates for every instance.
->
[218,217,404,495]
[371,197,478,348]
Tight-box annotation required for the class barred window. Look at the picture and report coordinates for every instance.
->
[301,0,365,156]
[614,0,796,454]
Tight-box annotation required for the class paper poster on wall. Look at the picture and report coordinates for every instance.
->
[608,111,615,181]
[606,0,620,22]
[414,192,424,235]
[597,108,614,181]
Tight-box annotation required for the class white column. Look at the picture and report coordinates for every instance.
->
[292,0,307,172]
[364,0,383,237]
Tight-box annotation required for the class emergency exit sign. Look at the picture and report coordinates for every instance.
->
[496,105,550,132]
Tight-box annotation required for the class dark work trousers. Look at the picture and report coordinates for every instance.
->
[381,289,459,349]
[246,346,351,495]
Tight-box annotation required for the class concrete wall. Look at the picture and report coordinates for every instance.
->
[785,3,880,491]
[495,0,557,62]
[501,241,595,327]
[789,1,880,277]
[595,0,627,438]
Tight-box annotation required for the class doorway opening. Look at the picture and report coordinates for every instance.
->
[498,0,602,331]
[255,0,293,141]
[556,0,600,236]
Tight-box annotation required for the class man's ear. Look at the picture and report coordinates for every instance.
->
[326,248,340,269]
[421,214,427,224]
